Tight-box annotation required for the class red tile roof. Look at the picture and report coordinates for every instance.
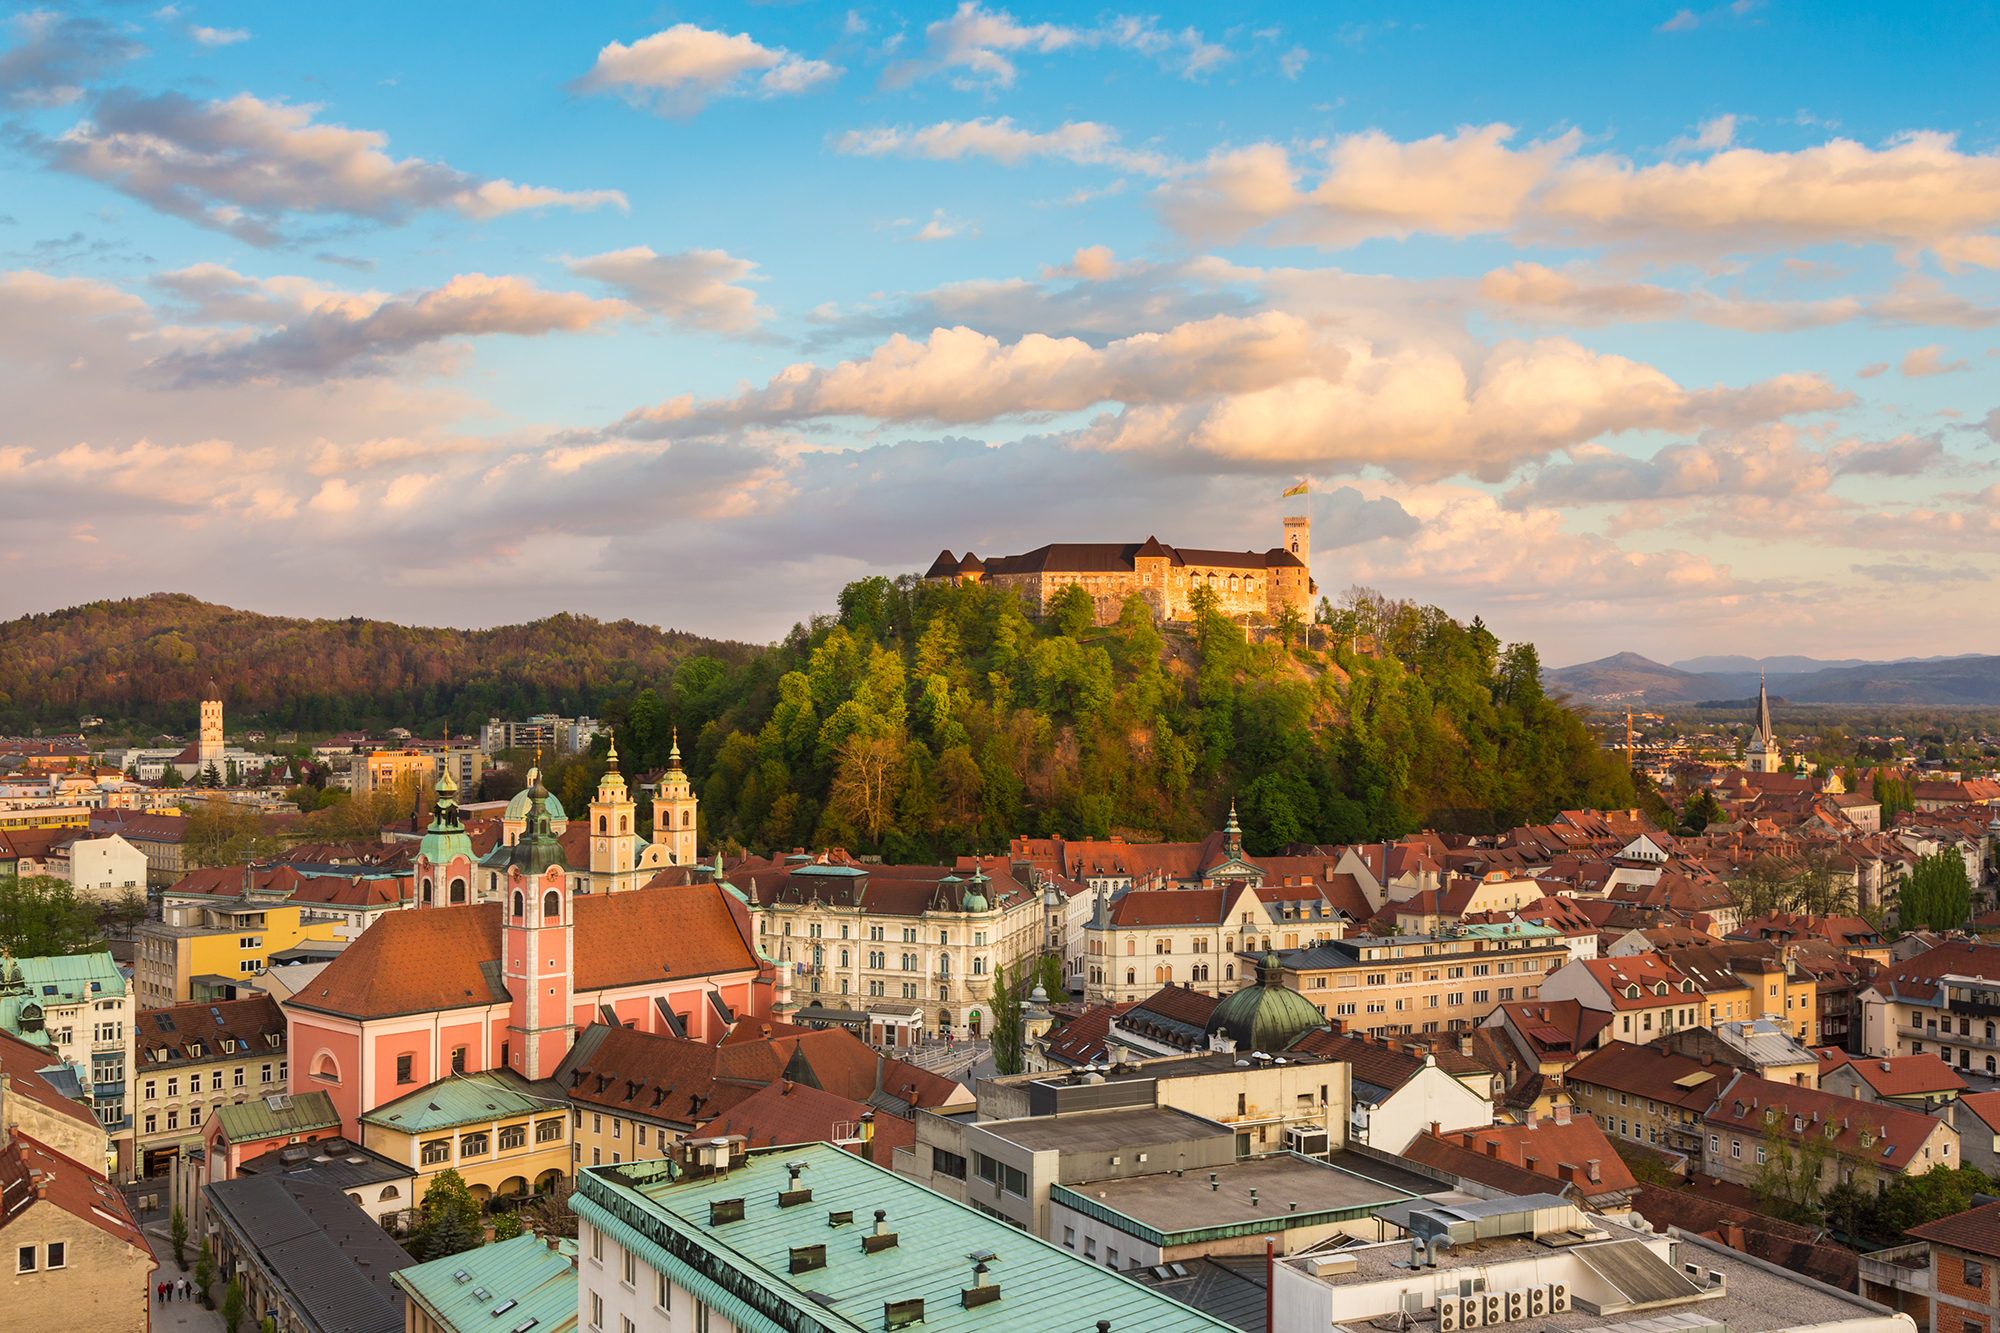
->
[1817,1050,1967,1098]
[1909,1201,2000,1258]
[0,1130,148,1251]
[0,1032,103,1136]
[703,1078,916,1158]
[1041,1003,1137,1066]
[1107,888,1229,928]
[1565,1041,1722,1112]
[287,881,759,1020]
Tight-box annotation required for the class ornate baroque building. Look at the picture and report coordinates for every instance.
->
[925,516,1314,626]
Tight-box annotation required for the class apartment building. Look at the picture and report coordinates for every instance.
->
[1271,922,1570,1036]
[741,859,1043,1040]
[1079,881,1277,1001]
[131,994,288,1178]
[1860,941,2000,1073]
[1537,954,1703,1044]
[133,898,343,1006]
[0,952,135,1179]
[1702,1069,1959,1196]
[1565,1040,1721,1165]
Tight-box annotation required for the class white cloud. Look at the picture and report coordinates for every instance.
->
[574,23,839,115]
[0,11,144,107]
[1102,16,1230,78]
[1156,123,2000,266]
[562,247,769,334]
[880,2,1083,90]
[42,92,625,246]
[1280,46,1308,79]
[189,26,249,47]
[834,117,1173,176]
[149,270,631,385]
[1901,344,1970,376]
[604,312,1847,482]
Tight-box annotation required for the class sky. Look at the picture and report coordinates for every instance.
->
[2,1,1998,666]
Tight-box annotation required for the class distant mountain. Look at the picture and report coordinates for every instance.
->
[1551,649,2000,706]
[1670,652,1989,700]
[1543,653,1731,705]
[1782,656,2000,705]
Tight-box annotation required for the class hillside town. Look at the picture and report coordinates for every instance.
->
[2,675,1999,1333]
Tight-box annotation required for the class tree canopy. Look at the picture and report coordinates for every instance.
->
[588,577,1632,861]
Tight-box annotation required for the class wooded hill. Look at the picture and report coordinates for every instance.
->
[0,593,754,735]
[590,580,1637,860]
[4,584,1634,857]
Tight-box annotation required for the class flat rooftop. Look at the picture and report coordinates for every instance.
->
[1029,1050,1336,1087]
[1303,1218,1879,1333]
[1065,1154,1420,1237]
[977,1105,1226,1153]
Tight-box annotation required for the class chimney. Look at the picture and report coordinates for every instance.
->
[1485,1140,1500,1158]
[1701,1053,1712,1067]
[1554,1104,1571,1124]
[781,1078,794,1096]
[1556,1163,1576,1183]
[1586,1158,1601,1183]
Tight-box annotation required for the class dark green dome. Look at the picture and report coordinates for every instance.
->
[1205,953,1322,1053]
[508,773,568,876]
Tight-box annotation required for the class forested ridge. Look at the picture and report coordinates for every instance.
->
[0,592,754,734]
[4,583,1632,856]
[593,579,1636,859]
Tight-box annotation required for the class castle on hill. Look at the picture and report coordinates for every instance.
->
[924,515,1315,626]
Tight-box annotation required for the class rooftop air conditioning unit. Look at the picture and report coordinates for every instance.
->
[1550,1283,1570,1314]
[1458,1296,1483,1329]
[1438,1298,1460,1332]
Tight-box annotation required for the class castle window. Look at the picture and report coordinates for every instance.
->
[619,816,627,833]
[598,815,607,833]
[513,891,525,918]
[682,810,691,827]
[543,890,561,919]
[421,879,433,905]
[449,879,466,905]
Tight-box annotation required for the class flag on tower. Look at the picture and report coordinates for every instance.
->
[1281,480,1308,498]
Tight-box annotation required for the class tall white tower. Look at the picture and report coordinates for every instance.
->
[198,679,224,773]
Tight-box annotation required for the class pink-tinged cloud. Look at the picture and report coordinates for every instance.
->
[574,24,839,115]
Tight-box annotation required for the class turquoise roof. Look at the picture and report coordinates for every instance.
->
[359,1070,567,1134]
[212,1089,342,1143]
[1457,922,1563,941]
[393,1230,579,1333]
[572,1143,1238,1333]
[0,951,125,1050]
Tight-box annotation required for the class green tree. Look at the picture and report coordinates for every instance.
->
[989,960,1023,1075]
[1901,850,1972,932]
[196,1237,216,1301]
[171,1204,189,1270]
[1047,584,1095,639]
[108,884,150,934]
[1751,1134,1831,1220]
[416,1200,482,1262]
[1273,602,1304,652]
[223,1277,246,1333]
[489,1210,524,1242]
[0,875,99,957]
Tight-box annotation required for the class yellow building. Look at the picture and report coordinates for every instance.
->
[359,1070,571,1205]
[133,900,345,1006]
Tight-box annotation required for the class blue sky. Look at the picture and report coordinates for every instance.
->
[2,1,1997,664]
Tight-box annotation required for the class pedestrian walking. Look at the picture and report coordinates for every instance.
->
[177,1277,187,1300]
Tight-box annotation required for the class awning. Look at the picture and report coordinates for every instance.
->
[794,1005,867,1027]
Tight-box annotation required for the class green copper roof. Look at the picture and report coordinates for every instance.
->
[0,952,126,1049]
[507,774,568,875]
[359,1070,566,1134]
[393,1230,579,1333]
[1206,952,1324,1053]
[212,1089,342,1143]
[573,1143,1238,1333]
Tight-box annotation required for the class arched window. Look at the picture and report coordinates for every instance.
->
[840,949,849,967]
[421,878,433,905]
[939,955,950,975]
[1155,965,1164,983]
[619,816,627,833]
[378,1185,400,1201]
[311,1052,339,1083]
[512,891,525,918]
[1125,968,1136,985]
[542,890,560,920]
[449,878,466,905]
[682,810,691,827]
[488,874,498,895]
[598,815,607,833]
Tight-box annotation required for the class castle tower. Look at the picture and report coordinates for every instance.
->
[199,679,224,773]
[1284,514,1310,570]
[503,773,574,1079]
[587,738,638,893]
[415,768,475,906]
[653,730,699,866]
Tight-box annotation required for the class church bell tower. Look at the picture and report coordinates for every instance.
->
[653,730,699,866]
[587,738,638,893]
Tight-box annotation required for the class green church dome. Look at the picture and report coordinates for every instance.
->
[1205,953,1322,1053]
